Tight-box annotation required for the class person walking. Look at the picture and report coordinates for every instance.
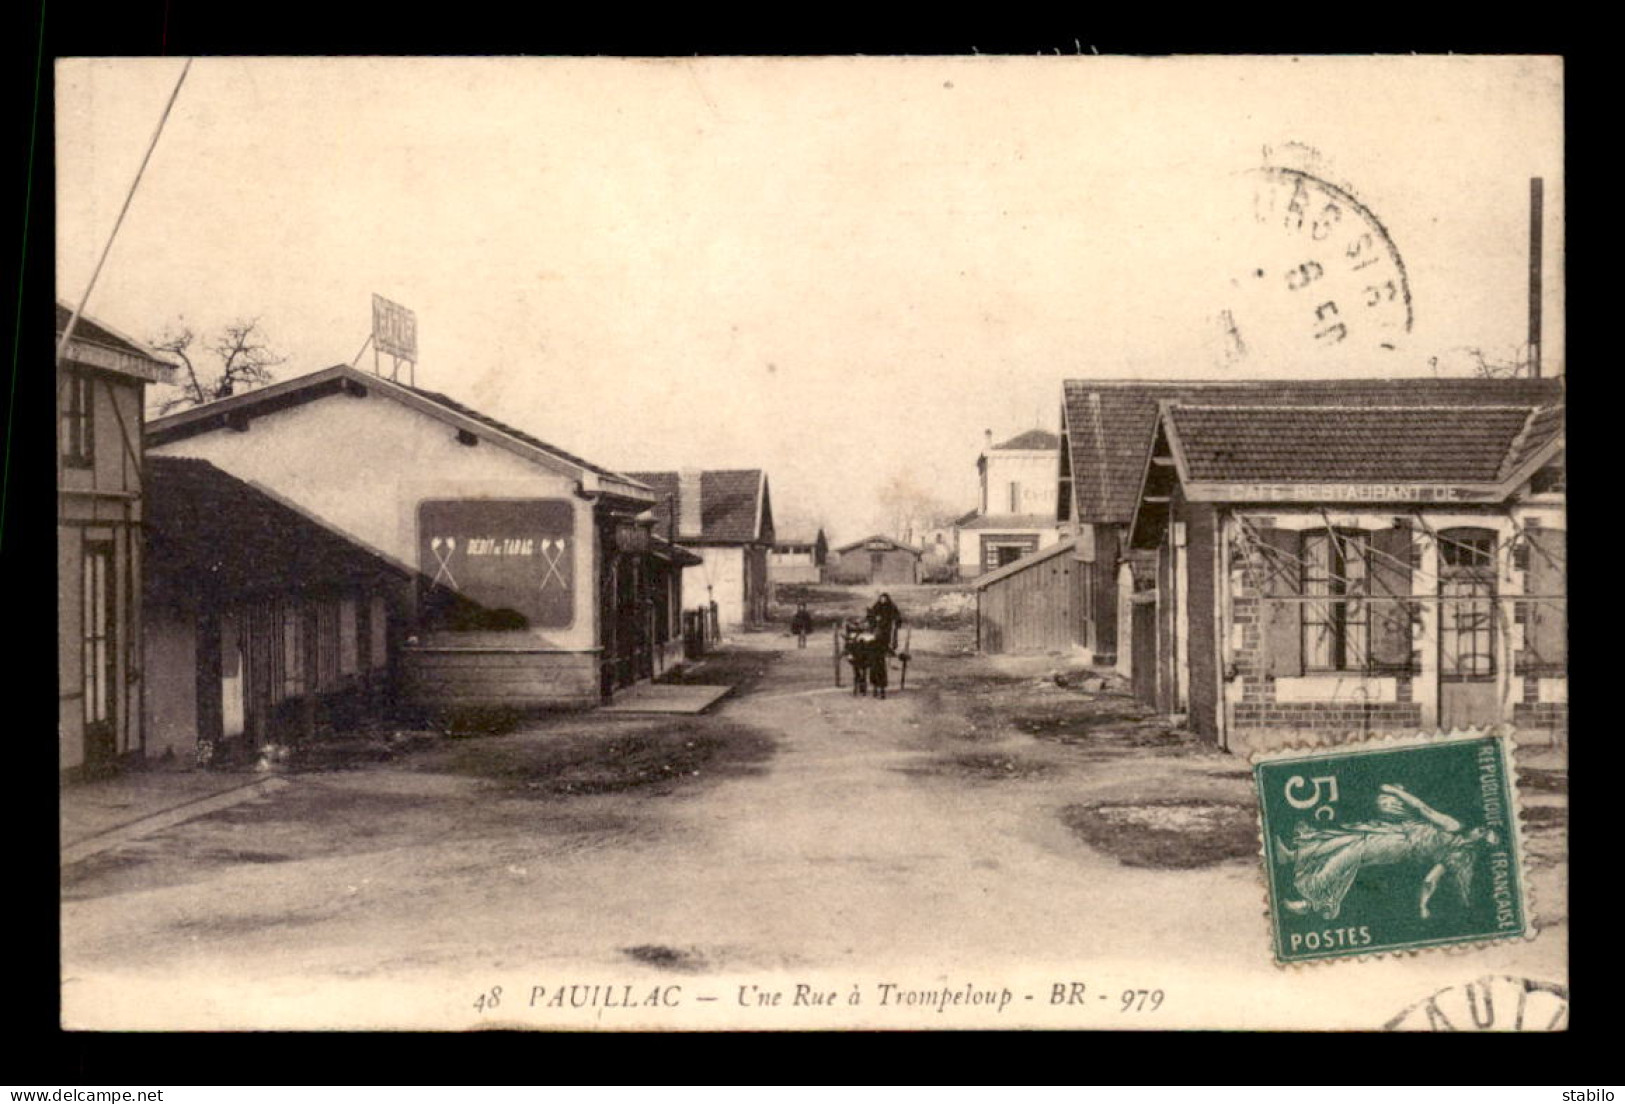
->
[790,603,813,649]
[868,592,904,655]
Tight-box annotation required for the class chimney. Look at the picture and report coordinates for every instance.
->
[984,429,993,451]
[1529,177,1543,379]
[678,468,704,538]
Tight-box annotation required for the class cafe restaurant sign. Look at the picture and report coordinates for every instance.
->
[1191,483,1500,504]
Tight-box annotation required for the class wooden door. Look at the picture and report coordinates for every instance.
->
[1438,528,1499,730]
[1132,597,1158,709]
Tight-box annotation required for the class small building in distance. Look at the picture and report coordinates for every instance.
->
[828,534,922,586]
[770,528,828,585]
[625,469,776,629]
[143,456,412,765]
[954,428,1064,579]
[57,303,174,779]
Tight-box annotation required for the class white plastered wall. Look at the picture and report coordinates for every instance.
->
[150,391,601,651]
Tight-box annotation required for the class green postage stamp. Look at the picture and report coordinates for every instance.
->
[1255,730,1531,965]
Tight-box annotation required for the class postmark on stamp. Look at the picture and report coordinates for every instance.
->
[1255,729,1529,965]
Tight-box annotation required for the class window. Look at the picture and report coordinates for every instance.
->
[280,600,305,701]
[1009,482,1020,513]
[1518,526,1565,675]
[370,595,389,669]
[983,534,1040,570]
[82,542,114,729]
[339,597,359,676]
[1302,530,1370,672]
[314,600,340,691]
[61,371,94,467]
[1440,528,1497,679]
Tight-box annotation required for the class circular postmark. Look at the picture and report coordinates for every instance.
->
[1213,157,1413,367]
[1384,974,1568,1031]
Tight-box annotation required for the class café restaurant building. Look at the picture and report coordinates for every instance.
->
[1127,398,1565,754]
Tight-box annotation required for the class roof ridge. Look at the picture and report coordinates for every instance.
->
[1498,405,1551,483]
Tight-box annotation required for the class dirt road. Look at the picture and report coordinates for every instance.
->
[61,588,1567,1030]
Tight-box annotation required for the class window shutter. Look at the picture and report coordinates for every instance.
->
[1524,527,1567,672]
[1257,528,1302,678]
[1369,526,1414,669]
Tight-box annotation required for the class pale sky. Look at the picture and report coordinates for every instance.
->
[56,56,1564,542]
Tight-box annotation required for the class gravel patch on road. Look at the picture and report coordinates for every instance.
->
[1060,800,1259,869]
[418,719,777,798]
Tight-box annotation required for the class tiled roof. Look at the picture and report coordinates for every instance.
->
[625,470,768,543]
[145,456,409,605]
[1063,378,1565,522]
[55,302,163,362]
[402,383,630,482]
[1505,404,1565,477]
[994,428,1060,451]
[1165,405,1539,484]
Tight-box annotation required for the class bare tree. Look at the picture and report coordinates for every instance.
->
[150,318,287,414]
[874,471,958,546]
[1430,344,1534,380]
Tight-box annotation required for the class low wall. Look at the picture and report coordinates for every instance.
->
[402,647,601,711]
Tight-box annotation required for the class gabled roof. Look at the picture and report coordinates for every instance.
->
[651,534,704,567]
[145,456,411,605]
[56,301,174,383]
[1163,405,1541,484]
[399,383,629,482]
[956,513,1060,531]
[993,428,1060,451]
[1506,403,1565,476]
[1062,377,1566,523]
[971,536,1077,590]
[624,470,772,544]
[146,363,651,502]
[833,534,923,556]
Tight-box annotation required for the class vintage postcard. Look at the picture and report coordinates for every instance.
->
[55,54,1566,1031]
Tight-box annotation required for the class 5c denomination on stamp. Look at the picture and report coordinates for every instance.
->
[1255,729,1529,965]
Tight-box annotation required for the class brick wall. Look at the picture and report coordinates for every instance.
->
[1512,702,1569,737]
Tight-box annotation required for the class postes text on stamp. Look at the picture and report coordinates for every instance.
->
[1255,730,1528,965]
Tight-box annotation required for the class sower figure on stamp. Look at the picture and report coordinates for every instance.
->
[790,603,813,649]
[1275,783,1499,921]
